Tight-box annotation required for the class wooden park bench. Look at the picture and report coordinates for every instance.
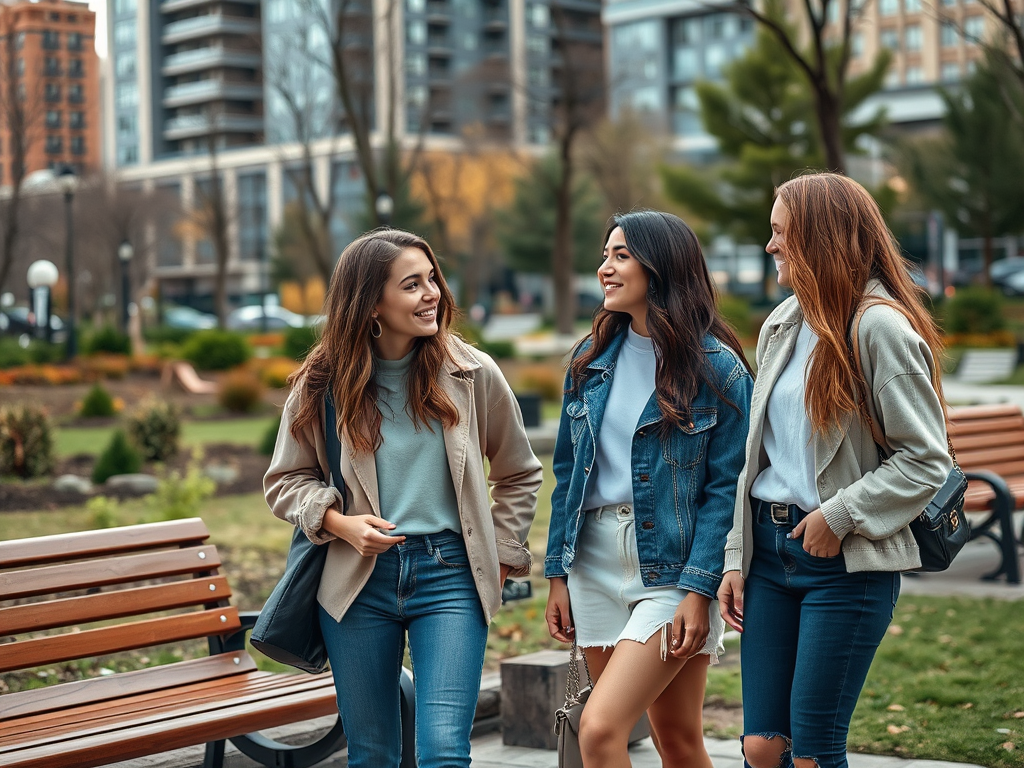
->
[0,518,347,768]
[948,404,1024,584]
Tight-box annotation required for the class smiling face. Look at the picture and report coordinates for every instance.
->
[373,247,441,359]
[767,197,792,288]
[599,226,651,333]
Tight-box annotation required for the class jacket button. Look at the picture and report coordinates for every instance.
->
[639,473,649,482]
[584,466,590,474]
[641,521,654,530]
[637,430,645,437]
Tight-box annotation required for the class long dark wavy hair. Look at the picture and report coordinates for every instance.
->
[288,229,460,453]
[568,210,751,434]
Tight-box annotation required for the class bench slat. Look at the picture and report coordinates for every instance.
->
[948,403,1023,421]
[1,672,334,746]
[953,432,1024,452]
[0,545,221,601]
[949,415,1024,437]
[0,577,232,636]
[0,519,209,569]
[0,678,338,768]
[0,653,257,722]
[0,607,240,674]
[954,444,1024,467]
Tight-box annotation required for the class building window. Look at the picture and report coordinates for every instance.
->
[406,52,427,76]
[116,52,136,78]
[904,0,922,11]
[941,0,956,5]
[113,0,136,14]
[941,22,959,46]
[68,32,83,50]
[45,57,62,76]
[16,58,24,76]
[117,145,138,166]
[904,24,922,50]
[674,46,700,79]
[114,19,136,48]
[905,65,923,83]
[70,111,84,129]
[941,61,961,80]
[46,110,62,128]
[880,27,899,50]
[71,136,85,155]
[408,20,426,44]
[49,11,61,21]
[15,32,25,50]
[884,68,900,87]
[851,32,864,57]
[45,135,63,154]
[237,172,268,262]
[407,0,425,11]
[42,31,60,50]
[68,59,84,77]
[879,0,899,15]
[964,15,984,42]
[69,84,84,103]
[529,3,549,27]
[45,83,62,102]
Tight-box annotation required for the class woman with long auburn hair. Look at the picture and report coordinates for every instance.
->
[545,210,753,767]
[718,173,951,768]
[265,229,542,768]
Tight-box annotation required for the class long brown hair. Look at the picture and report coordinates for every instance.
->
[775,173,945,435]
[569,210,751,434]
[289,229,460,453]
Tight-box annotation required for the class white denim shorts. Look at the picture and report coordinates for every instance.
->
[567,503,724,664]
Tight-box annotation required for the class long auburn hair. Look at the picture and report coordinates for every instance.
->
[775,173,945,435]
[569,210,752,434]
[289,229,460,453]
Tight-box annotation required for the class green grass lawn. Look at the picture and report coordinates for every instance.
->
[55,416,278,457]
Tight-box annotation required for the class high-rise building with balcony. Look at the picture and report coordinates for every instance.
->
[0,0,100,185]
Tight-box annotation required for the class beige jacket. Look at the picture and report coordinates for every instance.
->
[265,338,543,624]
[724,281,952,575]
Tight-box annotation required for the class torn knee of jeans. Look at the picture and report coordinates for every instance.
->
[740,732,792,768]
[793,755,820,768]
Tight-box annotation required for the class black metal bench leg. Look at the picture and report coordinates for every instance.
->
[400,666,416,768]
[998,505,1021,584]
[203,739,225,768]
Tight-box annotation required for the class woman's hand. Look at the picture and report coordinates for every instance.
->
[323,507,405,556]
[670,592,711,659]
[500,564,511,587]
[545,577,574,643]
[790,509,842,558]
[718,572,744,633]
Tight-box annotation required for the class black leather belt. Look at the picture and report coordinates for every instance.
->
[754,499,807,526]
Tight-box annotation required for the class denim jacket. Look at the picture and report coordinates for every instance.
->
[545,330,753,599]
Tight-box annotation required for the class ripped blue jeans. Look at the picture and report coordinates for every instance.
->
[740,501,899,768]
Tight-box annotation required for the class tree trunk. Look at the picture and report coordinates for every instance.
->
[815,86,846,173]
[553,142,577,335]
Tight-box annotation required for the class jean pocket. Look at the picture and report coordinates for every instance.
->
[432,543,469,569]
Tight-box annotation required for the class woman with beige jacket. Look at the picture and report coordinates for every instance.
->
[265,229,542,768]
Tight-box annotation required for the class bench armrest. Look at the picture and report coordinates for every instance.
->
[962,469,1016,518]
[210,611,262,655]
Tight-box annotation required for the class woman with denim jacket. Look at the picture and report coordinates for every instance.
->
[545,210,753,767]
[265,229,542,768]
[718,174,951,768]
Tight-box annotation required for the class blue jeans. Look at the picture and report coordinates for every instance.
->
[318,530,488,768]
[740,501,900,768]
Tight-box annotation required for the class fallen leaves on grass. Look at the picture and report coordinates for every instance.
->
[888,725,911,734]
[888,704,906,712]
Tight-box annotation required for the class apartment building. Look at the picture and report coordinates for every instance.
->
[0,0,100,185]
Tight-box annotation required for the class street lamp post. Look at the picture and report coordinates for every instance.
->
[375,192,394,228]
[118,240,134,334]
[58,166,79,360]
[27,260,59,345]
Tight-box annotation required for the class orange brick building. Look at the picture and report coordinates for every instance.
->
[0,0,100,186]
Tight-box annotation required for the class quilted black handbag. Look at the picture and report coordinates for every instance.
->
[850,302,970,572]
[250,393,344,673]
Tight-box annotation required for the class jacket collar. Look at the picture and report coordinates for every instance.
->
[584,327,725,372]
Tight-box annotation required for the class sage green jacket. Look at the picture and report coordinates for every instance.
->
[724,282,952,575]
[265,338,543,623]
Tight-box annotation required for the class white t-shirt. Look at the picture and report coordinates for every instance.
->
[750,320,822,512]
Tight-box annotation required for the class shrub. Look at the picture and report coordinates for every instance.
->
[3,364,82,385]
[0,403,56,478]
[282,325,319,361]
[218,369,265,413]
[144,326,195,345]
[260,414,282,456]
[92,430,143,484]
[146,450,215,520]
[126,399,181,461]
[79,383,117,417]
[718,294,753,339]
[85,326,131,355]
[944,287,1006,335]
[182,330,251,370]
[87,495,121,529]
[477,340,516,359]
[257,357,300,388]
[516,364,564,401]
[0,337,31,368]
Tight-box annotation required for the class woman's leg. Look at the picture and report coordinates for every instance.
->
[645,653,713,768]
[404,533,488,768]
[318,551,405,768]
[577,634,689,768]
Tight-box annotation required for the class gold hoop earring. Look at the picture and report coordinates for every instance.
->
[371,318,383,338]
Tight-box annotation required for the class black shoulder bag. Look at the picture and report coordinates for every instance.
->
[850,302,970,572]
[250,393,344,673]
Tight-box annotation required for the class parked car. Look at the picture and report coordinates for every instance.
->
[991,257,1024,292]
[226,305,307,331]
[0,307,66,342]
[164,305,217,330]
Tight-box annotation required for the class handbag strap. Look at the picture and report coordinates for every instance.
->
[323,390,346,493]
[565,636,594,705]
[848,300,959,468]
